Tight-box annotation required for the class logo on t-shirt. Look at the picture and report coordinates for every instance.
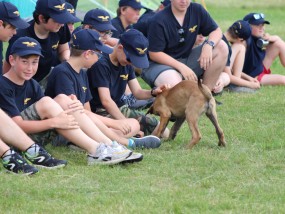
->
[120,74,128,80]
[82,86,87,93]
[52,41,59,49]
[24,98,31,105]
[189,25,197,33]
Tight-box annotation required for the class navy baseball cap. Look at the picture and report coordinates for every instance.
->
[65,2,81,23]
[10,37,43,57]
[119,0,144,10]
[231,20,252,40]
[120,29,149,68]
[71,29,113,54]
[0,2,29,29]
[243,13,270,25]
[161,0,171,6]
[82,8,116,32]
[35,0,79,24]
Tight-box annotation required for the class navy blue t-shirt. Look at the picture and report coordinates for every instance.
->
[0,76,44,117]
[87,54,136,111]
[111,17,125,39]
[0,41,3,74]
[45,62,92,105]
[6,20,71,82]
[243,36,265,77]
[148,3,218,59]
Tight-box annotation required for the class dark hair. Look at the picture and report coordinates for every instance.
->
[116,6,128,17]
[227,26,239,40]
[33,11,51,24]
[70,47,85,56]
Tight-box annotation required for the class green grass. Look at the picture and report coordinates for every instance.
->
[1,0,285,213]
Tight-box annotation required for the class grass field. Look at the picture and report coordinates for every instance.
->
[1,0,285,213]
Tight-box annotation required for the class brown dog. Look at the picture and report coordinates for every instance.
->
[146,80,226,149]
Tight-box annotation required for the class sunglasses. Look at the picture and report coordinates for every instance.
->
[177,28,185,46]
[99,30,113,38]
[90,50,102,59]
[253,13,265,20]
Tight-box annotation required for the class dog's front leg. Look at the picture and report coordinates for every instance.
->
[169,117,185,140]
[155,116,170,138]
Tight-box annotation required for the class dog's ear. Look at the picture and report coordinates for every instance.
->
[145,105,153,115]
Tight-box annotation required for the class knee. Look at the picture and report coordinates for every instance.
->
[215,40,229,60]
[53,94,72,109]
[35,96,59,114]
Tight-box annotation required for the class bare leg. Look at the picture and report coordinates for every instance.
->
[0,140,10,157]
[35,96,100,154]
[263,36,285,68]
[154,69,183,87]
[0,109,33,151]
[203,40,228,90]
[260,74,285,85]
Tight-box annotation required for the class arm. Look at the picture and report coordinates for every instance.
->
[57,43,70,62]
[12,111,79,134]
[98,87,126,120]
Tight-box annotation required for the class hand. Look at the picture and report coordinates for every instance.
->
[250,81,261,89]
[68,95,84,113]
[52,110,79,129]
[112,119,132,135]
[178,63,197,81]
[199,44,213,70]
[152,84,171,96]
[212,79,224,93]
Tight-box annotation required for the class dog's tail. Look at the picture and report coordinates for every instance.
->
[197,77,212,101]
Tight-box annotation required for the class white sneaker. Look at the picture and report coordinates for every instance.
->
[87,144,131,165]
[121,152,143,164]
[111,141,132,156]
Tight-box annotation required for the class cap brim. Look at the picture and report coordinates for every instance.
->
[130,54,149,69]
[93,23,117,32]
[15,50,43,57]
[9,18,30,29]
[250,19,270,25]
[51,11,79,24]
[96,45,113,54]
[71,16,82,23]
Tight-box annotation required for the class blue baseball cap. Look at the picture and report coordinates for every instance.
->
[65,2,81,23]
[120,29,149,68]
[35,0,79,24]
[71,29,113,54]
[0,2,29,29]
[10,37,43,57]
[161,0,171,6]
[243,13,270,25]
[82,8,116,32]
[231,20,252,40]
[119,0,144,10]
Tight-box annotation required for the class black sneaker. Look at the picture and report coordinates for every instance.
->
[24,147,67,169]
[132,135,161,149]
[2,152,38,175]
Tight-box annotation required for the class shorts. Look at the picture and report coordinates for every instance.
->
[21,103,59,147]
[141,45,204,87]
[95,105,158,135]
[257,65,271,82]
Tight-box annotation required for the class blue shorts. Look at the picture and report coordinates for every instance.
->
[141,45,204,87]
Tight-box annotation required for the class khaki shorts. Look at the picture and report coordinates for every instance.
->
[21,103,61,147]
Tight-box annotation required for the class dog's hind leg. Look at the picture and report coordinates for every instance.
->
[169,117,185,140]
[205,99,226,147]
[185,114,202,150]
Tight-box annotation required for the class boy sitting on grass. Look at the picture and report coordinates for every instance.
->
[45,29,161,153]
[0,36,132,165]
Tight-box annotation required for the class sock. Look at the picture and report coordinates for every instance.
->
[128,139,135,149]
[26,144,40,157]
[2,149,15,161]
